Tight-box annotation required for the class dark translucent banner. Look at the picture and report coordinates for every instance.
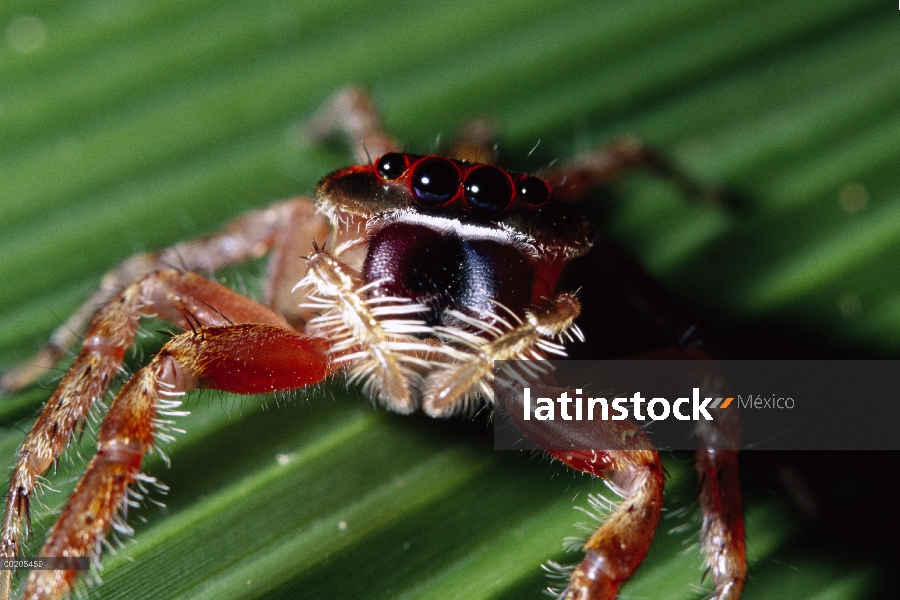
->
[493,360,900,451]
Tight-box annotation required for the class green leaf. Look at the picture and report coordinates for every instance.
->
[0,1,891,599]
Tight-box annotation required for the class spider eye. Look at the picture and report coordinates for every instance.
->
[411,158,459,206]
[375,153,408,180]
[464,166,512,214]
[517,176,550,206]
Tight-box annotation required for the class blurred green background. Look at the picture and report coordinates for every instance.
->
[0,1,896,598]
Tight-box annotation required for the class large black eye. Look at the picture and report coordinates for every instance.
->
[411,158,459,206]
[464,166,512,214]
[517,176,550,206]
[376,153,408,180]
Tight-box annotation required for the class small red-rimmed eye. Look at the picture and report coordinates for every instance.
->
[517,176,550,206]
[410,158,459,206]
[464,166,513,214]
[375,153,408,180]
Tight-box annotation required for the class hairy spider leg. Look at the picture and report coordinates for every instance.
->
[521,367,741,600]
[542,136,747,598]
[303,86,399,164]
[0,271,310,599]
[696,396,745,599]
[626,349,746,600]
[545,135,731,207]
[551,446,664,600]
[301,86,500,167]
[0,198,330,395]
[23,322,330,599]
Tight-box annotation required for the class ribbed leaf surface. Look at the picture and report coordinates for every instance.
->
[0,1,892,599]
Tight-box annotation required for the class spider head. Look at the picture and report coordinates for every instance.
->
[314,154,595,324]
[316,153,595,257]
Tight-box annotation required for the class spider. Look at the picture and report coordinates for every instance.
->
[0,88,744,600]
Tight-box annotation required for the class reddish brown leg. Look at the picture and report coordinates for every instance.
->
[530,352,744,599]
[23,323,331,599]
[696,402,745,599]
[303,86,500,166]
[517,382,665,600]
[550,445,664,600]
[622,349,746,599]
[0,271,296,597]
[302,86,400,164]
[545,136,726,206]
[0,198,328,395]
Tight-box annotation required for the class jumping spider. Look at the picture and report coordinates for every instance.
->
[0,88,744,599]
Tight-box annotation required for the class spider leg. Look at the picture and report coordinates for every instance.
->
[263,198,332,326]
[545,135,732,207]
[551,444,664,600]
[302,86,400,164]
[562,177,747,597]
[1,198,328,395]
[22,322,331,600]
[0,270,295,597]
[304,87,499,165]
[612,348,747,599]
[507,382,664,599]
[696,392,745,599]
[420,292,663,599]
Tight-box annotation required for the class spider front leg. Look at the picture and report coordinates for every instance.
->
[1,270,305,599]
[23,322,331,599]
[303,86,500,167]
[551,446,664,600]
[496,384,663,600]
[303,86,400,164]
[0,197,329,394]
